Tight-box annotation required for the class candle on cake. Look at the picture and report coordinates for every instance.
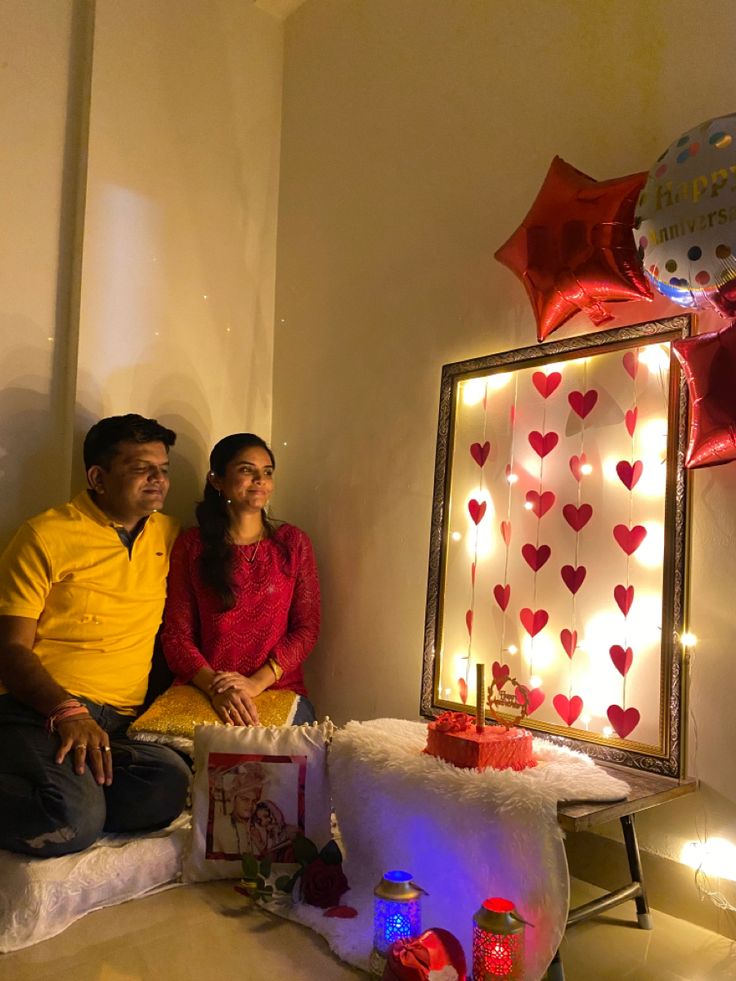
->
[476,662,485,734]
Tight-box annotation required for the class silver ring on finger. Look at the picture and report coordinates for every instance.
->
[74,744,87,751]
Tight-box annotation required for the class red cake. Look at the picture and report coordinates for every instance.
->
[425,713,536,772]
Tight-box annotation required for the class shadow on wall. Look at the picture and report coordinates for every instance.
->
[0,353,71,549]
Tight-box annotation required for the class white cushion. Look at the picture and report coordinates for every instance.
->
[0,814,189,952]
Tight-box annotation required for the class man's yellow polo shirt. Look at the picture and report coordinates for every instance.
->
[0,492,180,710]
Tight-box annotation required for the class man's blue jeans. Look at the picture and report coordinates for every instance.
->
[0,695,190,858]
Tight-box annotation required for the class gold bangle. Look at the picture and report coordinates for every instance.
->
[267,657,283,682]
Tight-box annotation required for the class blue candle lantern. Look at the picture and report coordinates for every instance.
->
[372,870,424,959]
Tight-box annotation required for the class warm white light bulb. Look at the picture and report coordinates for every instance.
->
[681,632,698,648]
[529,674,542,689]
[507,473,519,485]
[451,531,462,542]
[580,463,593,475]
[681,838,736,881]
[523,500,533,511]
[507,644,518,655]
[603,725,614,738]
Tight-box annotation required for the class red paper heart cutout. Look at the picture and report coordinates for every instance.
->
[616,459,643,490]
[569,453,588,481]
[560,628,578,659]
[568,389,599,419]
[520,686,545,715]
[525,489,556,518]
[465,610,473,635]
[613,523,647,555]
[532,370,562,399]
[614,584,634,616]
[607,704,640,739]
[522,543,551,571]
[562,502,593,532]
[468,499,487,525]
[625,407,638,437]
[623,350,639,379]
[500,520,512,546]
[529,430,559,458]
[492,660,510,688]
[493,583,511,612]
[553,693,583,727]
[561,564,586,594]
[458,678,468,704]
[610,645,633,676]
[519,607,549,637]
[470,441,491,467]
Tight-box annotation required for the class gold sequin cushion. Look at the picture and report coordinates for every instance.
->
[128,684,299,753]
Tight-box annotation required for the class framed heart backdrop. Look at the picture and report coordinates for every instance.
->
[421,315,691,777]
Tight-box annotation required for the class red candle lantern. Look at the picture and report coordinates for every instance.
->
[472,897,525,980]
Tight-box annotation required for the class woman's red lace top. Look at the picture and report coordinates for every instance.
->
[162,524,320,697]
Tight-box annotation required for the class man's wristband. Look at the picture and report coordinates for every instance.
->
[46,698,91,734]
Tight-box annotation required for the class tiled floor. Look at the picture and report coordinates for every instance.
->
[0,879,734,980]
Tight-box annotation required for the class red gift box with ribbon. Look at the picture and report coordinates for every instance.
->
[381,928,467,981]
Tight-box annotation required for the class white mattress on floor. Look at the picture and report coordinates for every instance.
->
[0,813,190,953]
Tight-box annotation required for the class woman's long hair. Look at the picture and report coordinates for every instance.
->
[196,433,278,610]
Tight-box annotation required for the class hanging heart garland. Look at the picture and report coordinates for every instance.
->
[607,704,640,740]
[468,499,487,525]
[568,389,599,420]
[553,693,584,727]
[525,489,556,518]
[470,441,491,467]
[532,371,562,399]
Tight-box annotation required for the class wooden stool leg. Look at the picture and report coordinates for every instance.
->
[621,813,653,929]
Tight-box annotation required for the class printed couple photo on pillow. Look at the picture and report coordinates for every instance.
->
[207,754,306,862]
[184,720,332,882]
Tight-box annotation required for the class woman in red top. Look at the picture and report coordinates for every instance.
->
[162,433,320,726]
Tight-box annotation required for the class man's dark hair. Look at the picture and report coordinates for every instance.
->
[83,414,177,470]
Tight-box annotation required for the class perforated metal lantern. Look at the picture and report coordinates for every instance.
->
[472,897,525,980]
[372,870,424,958]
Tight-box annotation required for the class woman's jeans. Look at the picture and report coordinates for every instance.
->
[293,696,316,725]
[0,695,190,858]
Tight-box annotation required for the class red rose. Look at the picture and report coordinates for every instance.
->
[301,857,349,909]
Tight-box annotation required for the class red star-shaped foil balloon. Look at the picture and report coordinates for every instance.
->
[673,320,736,468]
[495,156,651,341]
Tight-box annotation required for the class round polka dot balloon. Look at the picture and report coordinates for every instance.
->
[635,113,736,317]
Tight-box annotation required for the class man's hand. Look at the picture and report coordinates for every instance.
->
[55,716,113,785]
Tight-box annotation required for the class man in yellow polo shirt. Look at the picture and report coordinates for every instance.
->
[0,414,190,856]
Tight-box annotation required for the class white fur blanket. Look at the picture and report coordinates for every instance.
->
[281,719,628,980]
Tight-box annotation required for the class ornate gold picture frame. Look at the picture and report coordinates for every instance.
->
[421,316,691,777]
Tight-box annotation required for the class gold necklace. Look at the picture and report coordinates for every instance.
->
[237,530,264,564]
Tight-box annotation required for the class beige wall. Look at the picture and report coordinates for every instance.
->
[1,0,283,545]
[77,0,284,521]
[273,0,736,917]
[0,0,77,546]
